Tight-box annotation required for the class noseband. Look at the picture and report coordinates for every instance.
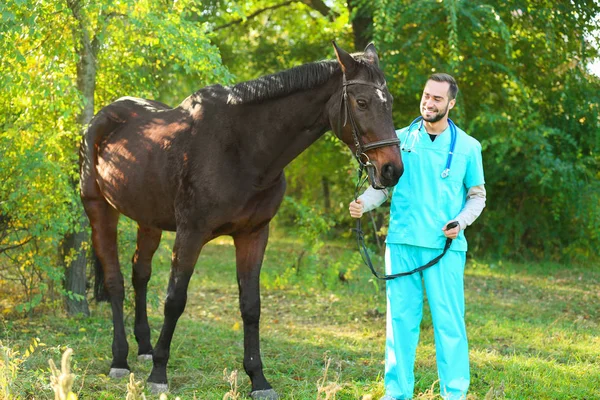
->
[338,75,400,189]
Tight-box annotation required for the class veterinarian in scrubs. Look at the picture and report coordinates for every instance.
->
[349,73,486,400]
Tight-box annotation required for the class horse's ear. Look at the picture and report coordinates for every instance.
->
[332,41,357,75]
[363,42,380,67]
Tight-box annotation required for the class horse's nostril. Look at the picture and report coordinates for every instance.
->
[382,163,395,179]
[382,163,403,185]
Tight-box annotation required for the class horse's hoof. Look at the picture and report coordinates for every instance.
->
[148,382,169,394]
[250,389,279,399]
[138,354,153,361]
[108,368,130,379]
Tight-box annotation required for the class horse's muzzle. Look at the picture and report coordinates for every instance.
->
[379,162,403,187]
[365,161,402,189]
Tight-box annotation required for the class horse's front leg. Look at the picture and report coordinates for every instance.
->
[147,226,205,394]
[233,226,279,400]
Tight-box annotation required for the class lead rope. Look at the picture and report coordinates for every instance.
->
[353,166,458,281]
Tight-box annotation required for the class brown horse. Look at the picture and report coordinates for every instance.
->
[79,42,403,398]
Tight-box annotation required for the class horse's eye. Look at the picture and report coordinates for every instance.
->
[356,99,368,109]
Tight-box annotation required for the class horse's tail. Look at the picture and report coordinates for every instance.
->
[92,248,110,302]
[79,107,126,303]
[79,107,126,196]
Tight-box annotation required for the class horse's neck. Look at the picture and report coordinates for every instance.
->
[238,80,339,183]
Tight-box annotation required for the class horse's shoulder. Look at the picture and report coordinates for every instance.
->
[177,85,232,121]
[178,94,205,121]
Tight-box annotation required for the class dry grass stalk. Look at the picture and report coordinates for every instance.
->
[316,356,343,400]
[126,373,147,400]
[48,348,77,400]
[484,381,506,399]
[1,342,17,400]
[414,380,438,399]
[223,368,240,400]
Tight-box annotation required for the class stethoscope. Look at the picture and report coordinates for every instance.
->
[401,116,457,179]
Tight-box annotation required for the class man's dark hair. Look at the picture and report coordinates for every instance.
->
[428,73,458,100]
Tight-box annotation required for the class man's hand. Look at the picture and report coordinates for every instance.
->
[349,199,365,218]
[442,220,460,239]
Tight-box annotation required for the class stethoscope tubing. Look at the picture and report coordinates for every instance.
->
[402,116,457,179]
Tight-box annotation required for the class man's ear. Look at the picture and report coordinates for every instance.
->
[332,41,357,75]
[448,98,456,110]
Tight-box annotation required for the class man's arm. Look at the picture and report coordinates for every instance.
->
[455,184,486,230]
[348,186,389,218]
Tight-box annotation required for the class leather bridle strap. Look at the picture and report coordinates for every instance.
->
[356,219,458,281]
[362,138,404,152]
[339,76,400,162]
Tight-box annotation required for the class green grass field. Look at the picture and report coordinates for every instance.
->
[1,231,599,399]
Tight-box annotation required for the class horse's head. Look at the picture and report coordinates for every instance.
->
[329,42,403,189]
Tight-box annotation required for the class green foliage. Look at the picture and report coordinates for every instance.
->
[0,337,40,398]
[267,196,334,289]
[0,0,84,313]
[203,0,351,81]
[92,0,233,104]
[374,1,600,261]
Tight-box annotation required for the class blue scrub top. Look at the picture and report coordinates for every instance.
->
[386,122,485,251]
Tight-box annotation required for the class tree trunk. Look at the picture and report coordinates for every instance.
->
[63,0,98,316]
[348,0,374,50]
[321,176,331,211]
[63,221,90,316]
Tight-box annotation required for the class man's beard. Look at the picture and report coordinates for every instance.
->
[422,103,449,123]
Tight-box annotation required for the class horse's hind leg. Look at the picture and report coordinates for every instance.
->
[131,224,162,360]
[233,226,278,399]
[83,198,130,378]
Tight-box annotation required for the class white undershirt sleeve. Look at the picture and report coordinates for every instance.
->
[357,186,389,213]
[455,184,486,230]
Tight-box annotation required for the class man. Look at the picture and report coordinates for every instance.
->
[349,73,486,400]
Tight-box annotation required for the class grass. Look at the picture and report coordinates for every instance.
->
[1,230,599,399]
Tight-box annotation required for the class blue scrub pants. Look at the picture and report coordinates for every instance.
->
[384,243,469,400]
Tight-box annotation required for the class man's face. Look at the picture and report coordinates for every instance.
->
[420,80,455,123]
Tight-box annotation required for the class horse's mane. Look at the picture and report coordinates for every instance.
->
[226,60,338,105]
[227,54,384,104]
[180,54,384,109]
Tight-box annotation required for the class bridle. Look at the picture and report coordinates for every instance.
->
[338,74,400,190]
